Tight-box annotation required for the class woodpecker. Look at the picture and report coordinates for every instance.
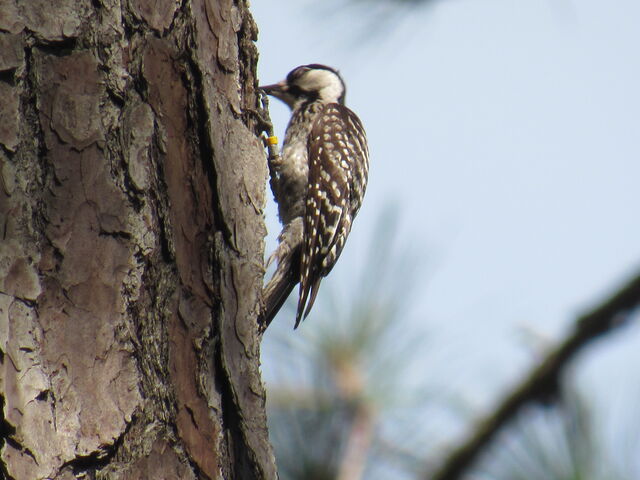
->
[260,64,369,329]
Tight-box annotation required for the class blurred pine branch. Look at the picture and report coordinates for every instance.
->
[430,273,640,480]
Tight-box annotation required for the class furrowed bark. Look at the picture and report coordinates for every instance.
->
[0,1,275,479]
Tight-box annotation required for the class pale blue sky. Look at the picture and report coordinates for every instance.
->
[255,0,640,470]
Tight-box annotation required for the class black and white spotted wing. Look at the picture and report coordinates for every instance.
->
[295,103,369,327]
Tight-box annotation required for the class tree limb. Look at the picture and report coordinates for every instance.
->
[430,272,640,480]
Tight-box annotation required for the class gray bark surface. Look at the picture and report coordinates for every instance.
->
[0,0,275,478]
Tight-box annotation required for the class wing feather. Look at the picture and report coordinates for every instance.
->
[296,103,369,326]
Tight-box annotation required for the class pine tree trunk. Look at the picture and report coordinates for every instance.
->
[0,1,275,478]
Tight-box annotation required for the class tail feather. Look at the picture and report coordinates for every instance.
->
[260,244,301,332]
[295,277,322,328]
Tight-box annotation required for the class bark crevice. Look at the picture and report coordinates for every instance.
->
[1,1,273,478]
[61,415,135,477]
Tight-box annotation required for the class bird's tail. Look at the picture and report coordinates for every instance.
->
[259,219,303,332]
[260,245,300,332]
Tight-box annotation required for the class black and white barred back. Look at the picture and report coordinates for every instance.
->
[260,65,369,328]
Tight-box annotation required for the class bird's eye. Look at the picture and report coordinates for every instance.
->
[288,85,304,96]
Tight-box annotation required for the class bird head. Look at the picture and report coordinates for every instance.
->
[260,64,346,110]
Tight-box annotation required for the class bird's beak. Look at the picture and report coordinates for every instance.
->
[260,81,288,100]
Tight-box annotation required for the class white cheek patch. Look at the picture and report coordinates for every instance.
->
[300,70,344,103]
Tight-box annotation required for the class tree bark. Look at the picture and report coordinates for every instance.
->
[0,1,275,479]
